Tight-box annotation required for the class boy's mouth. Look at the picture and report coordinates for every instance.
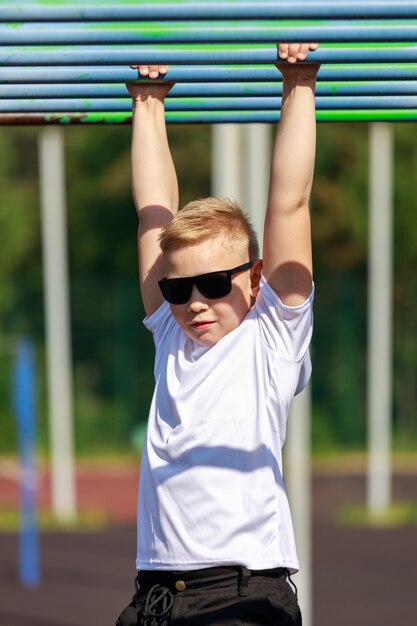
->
[190,320,215,331]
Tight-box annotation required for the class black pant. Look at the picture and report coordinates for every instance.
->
[116,566,302,626]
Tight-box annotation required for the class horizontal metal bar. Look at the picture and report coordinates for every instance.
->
[3,95,417,112]
[2,44,417,66]
[3,1,417,22]
[4,80,417,99]
[3,21,417,45]
[2,64,417,84]
[2,109,417,125]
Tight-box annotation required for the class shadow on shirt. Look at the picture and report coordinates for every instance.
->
[148,443,285,490]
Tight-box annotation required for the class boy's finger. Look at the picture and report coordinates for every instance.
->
[309,43,320,51]
[278,43,289,59]
[139,66,149,76]
[149,65,159,78]
[159,66,168,74]
[298,43,311,60]
[288,43,301,63]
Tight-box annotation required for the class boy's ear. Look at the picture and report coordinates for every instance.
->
[250,259,263,298]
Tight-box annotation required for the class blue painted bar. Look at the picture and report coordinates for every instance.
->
[2,110,417,125]
[1,45,417,66]
[13,338,40,589]
[2,21,417,44]
[4,80,417,99]
[0,66,141,84]
[2,64,417,84]
[2,1,417,21]
[3,95,417,112]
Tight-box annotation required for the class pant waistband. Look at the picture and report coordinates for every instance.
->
[137,566,287,589]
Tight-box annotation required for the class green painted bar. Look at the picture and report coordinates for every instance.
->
[1,109,417,125]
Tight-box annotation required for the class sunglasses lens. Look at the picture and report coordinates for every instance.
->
[196,272,231,299]
[159,270,235,304]
[159,278,192,304]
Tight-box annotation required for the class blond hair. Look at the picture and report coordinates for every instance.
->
[159,197,259,260]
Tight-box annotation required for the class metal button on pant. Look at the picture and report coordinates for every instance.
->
[175,580,186,592]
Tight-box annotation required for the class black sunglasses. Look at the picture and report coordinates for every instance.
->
[158,261,255,305]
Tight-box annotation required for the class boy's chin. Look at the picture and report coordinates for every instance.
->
[189,333,218,348]
[184,326,219,347]
[187,325,237,347]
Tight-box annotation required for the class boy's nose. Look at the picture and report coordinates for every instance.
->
[187,285,209,312]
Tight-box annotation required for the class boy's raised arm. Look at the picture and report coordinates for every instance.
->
[127,65,178,317]
[263,44,320,307]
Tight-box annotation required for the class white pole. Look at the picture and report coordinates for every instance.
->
[285,384,312,626]
[211,123,312,624]
[211,124,243,201]
[242,124,271,255]
[38,127,76,521]
[367,122,393,516]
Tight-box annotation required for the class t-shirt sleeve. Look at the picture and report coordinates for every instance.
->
[143,300,177,349]
[254,274,314,363]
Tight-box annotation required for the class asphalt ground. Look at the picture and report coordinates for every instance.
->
[0,466,416,626]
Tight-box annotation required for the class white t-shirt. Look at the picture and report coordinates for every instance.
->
[137,274,314,573]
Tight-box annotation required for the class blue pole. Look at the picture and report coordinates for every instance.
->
[1,45,417,66]
[2,80,417,99]
[2,95,417,113]
[1,64,417,84]
[2,1,417,21]
[2,21,417,45]
[172,95,417,110]
[13,338,40,589]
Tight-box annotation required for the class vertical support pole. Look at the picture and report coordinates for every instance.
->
[367,123,393,516]
[212,122,311,623]
[13,338,40,588]
[38,127,76,521]
[285,384,312,626]
[242,124,271,255]
[211,124,243,201]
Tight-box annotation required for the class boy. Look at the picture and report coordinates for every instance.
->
[117,42,320,626]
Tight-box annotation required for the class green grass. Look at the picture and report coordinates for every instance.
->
[337,502,417,528]
[0,508,109,532]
